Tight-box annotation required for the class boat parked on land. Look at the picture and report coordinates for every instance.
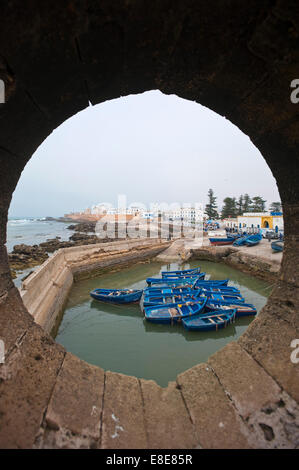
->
[90,288,143,304]
[271,240,284,252]
[144,298,207,324]
[245,232,263,247]
[233,235,250,246]
[209,237,235,246]
[182,309,237,331]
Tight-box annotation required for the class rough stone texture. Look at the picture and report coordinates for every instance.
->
[140,379,198,449]
[0,0,298,449]
[0,245,15,296]
[0,286,33,354]
[101,371,147,449]
[38,353,104,449]
[191,241,282,283]
[177,363,253,448]
[71,242,169,281]
[208,342,282,419]
[239,308,299,404]
[245,391,299,449]
[0,323,65,448]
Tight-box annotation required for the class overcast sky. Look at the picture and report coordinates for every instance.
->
[9,90,280,218]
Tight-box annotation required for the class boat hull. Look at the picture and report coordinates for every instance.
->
[245,233,262,246]
[144,299,207,324]
[182,309,237,331]
[143,291,202,307]
[146,273,205,286]
[205,301,257,317]
[90,289,143,304]
[209,238,235,246]
[162,267,201,278]
[271,241,284,252]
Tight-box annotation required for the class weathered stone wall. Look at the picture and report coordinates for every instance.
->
[0,1,298,449]
[191,246,281,282]
[20,238,168,334]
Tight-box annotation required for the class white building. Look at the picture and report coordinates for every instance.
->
[224,212,284,232]
[163,206,203,222]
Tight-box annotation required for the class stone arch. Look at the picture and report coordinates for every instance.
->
[0,1,298,449]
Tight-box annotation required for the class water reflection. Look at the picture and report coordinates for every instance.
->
[142,316,238,341]
[90,299,142,319]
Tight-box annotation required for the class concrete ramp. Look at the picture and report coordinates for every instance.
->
[155,239,195,262]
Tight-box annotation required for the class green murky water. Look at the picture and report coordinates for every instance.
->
[54,261,271,387]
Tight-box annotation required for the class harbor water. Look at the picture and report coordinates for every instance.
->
[54,260,271,387]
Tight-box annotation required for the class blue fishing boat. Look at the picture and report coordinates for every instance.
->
[144,286,240,302]
[143,286,241,307]
[144,286,197,296]
[161,267,201,278]
[90,288,143,304]
[271,240,284,252]
[230,233,242,239]
[209,237,235,246]
[205,300,257,317]
[201,292,245,302]
[245,232,263,246]
[146,273,205,287]
[143,290,202,307]
[182,309,237,331]
[144,279,230,296]
[199,286,240,294]
[195,279,229,287]
[144,298,207,324]
[233,235,250,246]
[144,288,243,303]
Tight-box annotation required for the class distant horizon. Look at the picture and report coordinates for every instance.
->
[9,191,281,219]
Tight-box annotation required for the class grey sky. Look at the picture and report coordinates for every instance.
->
[9,90,280,218]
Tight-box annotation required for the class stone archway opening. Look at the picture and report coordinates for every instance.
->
[0,2,298,449]
[7,90,277,386]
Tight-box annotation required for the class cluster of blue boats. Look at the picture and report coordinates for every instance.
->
[209,230,263,247]
[90,267,257,332]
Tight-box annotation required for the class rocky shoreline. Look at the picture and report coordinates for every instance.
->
[8,221,117,279]
[8,219,186,280]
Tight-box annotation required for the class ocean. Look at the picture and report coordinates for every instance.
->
[6,217,74,252]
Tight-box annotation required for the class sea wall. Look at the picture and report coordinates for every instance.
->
[190,245,281,282]
[20,238,169,334]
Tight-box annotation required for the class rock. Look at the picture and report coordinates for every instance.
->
[67,222,96,233]
[13,244,38,255]
[39,238,67,252]
[69,232,98,243]
[8,233,122,276]
[9,244,49,272]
